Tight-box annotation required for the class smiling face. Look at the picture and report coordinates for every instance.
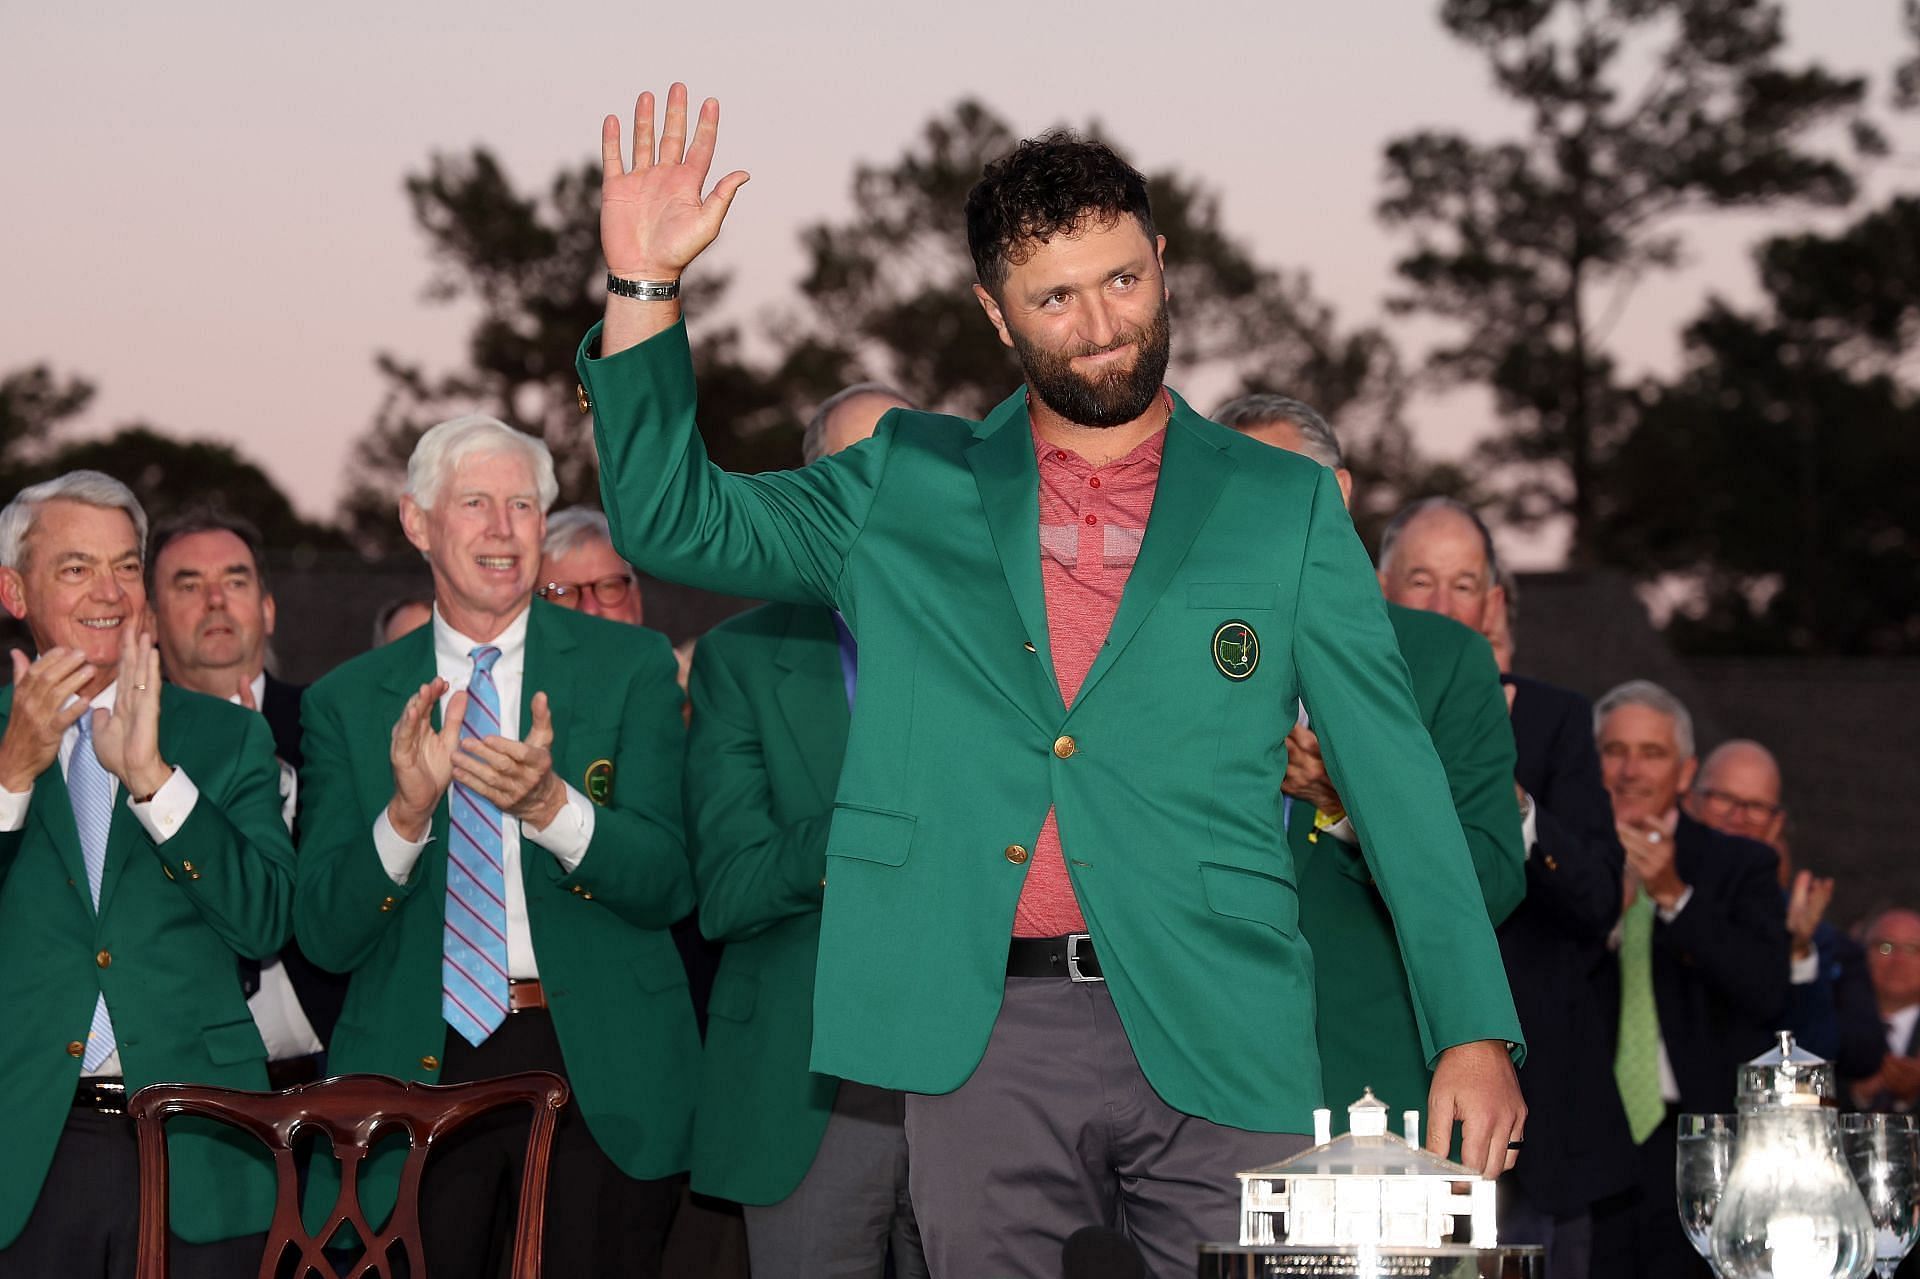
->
[400,449,545,641]
[974,215,1171,428]
[1598,703,1698,825]
[152,528,273,694]
[537,536,643,626]
[0,499,146,697]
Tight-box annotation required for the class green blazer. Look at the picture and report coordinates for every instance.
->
[684,602,849,1205]
[0,685,293,1247]
[293,601,698,1214]
[1297,604,1525,1124]
[579,320,1523,1134]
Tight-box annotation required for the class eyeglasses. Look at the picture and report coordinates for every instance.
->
[536,573,634,610]
[1691,787,1782,824]
[1871,941,1920,958]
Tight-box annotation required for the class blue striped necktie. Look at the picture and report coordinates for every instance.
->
[442,646,509,1047]
[70,715,119,1070]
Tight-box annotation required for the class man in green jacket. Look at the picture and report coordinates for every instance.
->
[685,383,925,1279]
[1215,394,1527,1130]
[0,471,294,1278]
[295,416,696,1278]
[579,84,1525,1276]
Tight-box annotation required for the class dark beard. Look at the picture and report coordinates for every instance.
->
[1011,302,1172,428]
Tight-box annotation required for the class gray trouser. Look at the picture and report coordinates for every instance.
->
[903,975,1310,1279]
[743,1080,927,1279]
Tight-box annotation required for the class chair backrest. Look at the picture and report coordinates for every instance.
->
[130,1070,569,1279]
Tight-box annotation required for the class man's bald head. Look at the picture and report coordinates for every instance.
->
[1685,738,1786,848]
[1376,498,1501,628]
[803,383,914,463]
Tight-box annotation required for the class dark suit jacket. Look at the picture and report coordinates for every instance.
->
[1499,674,1635,1214]
[1597,813,1790,1116]
[254,673,347,1046]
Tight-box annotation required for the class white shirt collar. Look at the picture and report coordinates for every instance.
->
[225,672,268,710]
[433,602,531,675]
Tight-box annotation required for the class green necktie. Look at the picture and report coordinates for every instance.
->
[1614,888,1668,1144]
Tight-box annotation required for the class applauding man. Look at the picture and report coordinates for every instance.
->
[295,416,696,1278]
[577,85,1524,1274]
[0,471,294,1279]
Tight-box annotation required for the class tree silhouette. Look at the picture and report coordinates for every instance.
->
[1380,0,1877,563]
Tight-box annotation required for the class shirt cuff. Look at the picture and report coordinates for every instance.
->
[1320,813,1359,846]
[524,783,595,873]
[0,783,30,833]
[1791,947,1822,985]
[129,768,197,844]
[1518,791,1538,857]
[1656,885,1694,923]
[374,806,431,885]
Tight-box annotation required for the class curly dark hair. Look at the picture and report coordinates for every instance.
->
[964,130,1155,295]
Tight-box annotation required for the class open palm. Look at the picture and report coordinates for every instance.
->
[600,83,750,279]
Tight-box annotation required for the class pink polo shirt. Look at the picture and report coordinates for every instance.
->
[1013,424,1165,937]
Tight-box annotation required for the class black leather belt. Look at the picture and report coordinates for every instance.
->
[74,1078,127,1115]
[1007,933,1104,982]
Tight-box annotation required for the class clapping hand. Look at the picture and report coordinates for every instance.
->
[1785,868,1833,960]
[89,628,172,799]
[388,679,467,842]
[0,647,94,793]
[452,691,565,831]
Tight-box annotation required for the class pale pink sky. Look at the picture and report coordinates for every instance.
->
[4,1,1911,566]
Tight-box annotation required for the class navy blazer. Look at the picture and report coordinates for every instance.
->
[1499,674,1635,1215]
[1597,813,1790,1115]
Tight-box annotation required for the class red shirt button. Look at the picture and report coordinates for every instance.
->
[1054,450,1069,462]
[1084,513,1098,525]
[1088,476,1102,488]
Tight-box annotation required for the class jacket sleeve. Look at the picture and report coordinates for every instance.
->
[1428,632,1526,925]
[1522,690,1626,943]
[684,632,830,943]
[579,319,889,607]
[147,707,295,959]
[1293,468,1523,1065]
[536,631,693,931]
[1656,843,1790,1027]
[294,679,413,973]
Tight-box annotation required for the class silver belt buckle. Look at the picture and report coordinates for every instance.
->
[1065,933,1103,983]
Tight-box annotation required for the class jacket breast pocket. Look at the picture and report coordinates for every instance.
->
[826,803,916,867]
[1188,582,1278,611]
[1200,861,1300,938]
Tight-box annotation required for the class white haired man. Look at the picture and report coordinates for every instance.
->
[538,507,645,626]
[0,471,295,1279]
[293,415,697,1277]
[1591,680,1787,1279]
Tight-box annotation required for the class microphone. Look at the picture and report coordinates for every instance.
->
[1061,1225,1147,1279]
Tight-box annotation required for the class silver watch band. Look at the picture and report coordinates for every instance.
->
[606,273,680,301]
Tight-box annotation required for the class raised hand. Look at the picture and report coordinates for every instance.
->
[388,679,467,842]
[89,628,172,799]
[452,691,565,831]
[1785,868,1834,960]
[600,83,750,282]
[0,647,95,792]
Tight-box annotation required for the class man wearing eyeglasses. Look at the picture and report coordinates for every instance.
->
[1853,910,1920,1113]
[1683,740,1884,1089]
[538,508,645,626]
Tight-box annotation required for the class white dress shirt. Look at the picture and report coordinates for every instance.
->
[370,605,595,978]
[1887,1005,1920,1060]
[227,671,322,1061]
[0,680,199,1076]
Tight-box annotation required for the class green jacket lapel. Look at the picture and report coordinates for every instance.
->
[1074,400,1235,707]
[772,607,851,808]
[966,390,1066,725]
[524,602,578,749]
[29,756,93,918]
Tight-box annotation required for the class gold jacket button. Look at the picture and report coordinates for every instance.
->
[1023,641,1037,653]
[96,950,112,969]
[181,861,195,873]
[67,1040,84,1058]
[1053,735,1076,759]
[161,866,174,881]
[576,383,592,414]
[1005,845,1029,865]
[421,1055,440,1071]
[570,884,584,895]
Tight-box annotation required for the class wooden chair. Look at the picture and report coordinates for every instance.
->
[129,1071,569,1279]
